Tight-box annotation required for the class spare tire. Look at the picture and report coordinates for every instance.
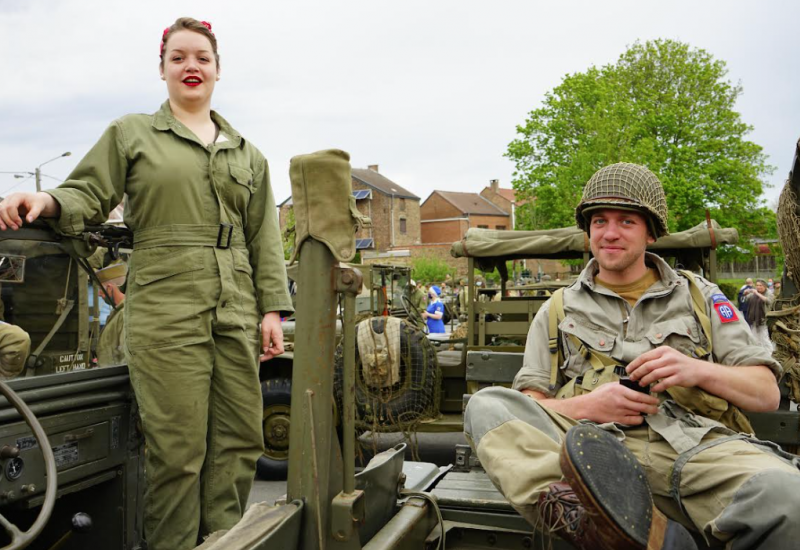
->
[256,377,291,480]
[334,317,439,430]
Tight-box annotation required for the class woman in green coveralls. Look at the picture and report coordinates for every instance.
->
[0,17,293,550]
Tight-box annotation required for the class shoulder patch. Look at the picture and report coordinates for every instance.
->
[714,302,739,323]
[711,293,730,304]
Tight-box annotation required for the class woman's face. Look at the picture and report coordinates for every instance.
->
[159,30,218,109]
[756,281,767,294]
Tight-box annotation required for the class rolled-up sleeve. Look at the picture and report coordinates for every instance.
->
[512,299,560,395]
[245,156,294,317]
[702,282,782,379]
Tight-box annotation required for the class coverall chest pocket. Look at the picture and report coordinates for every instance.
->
[127,248,205,351]
[645,315,703,357]
[559,315,616,380]
[216,163,255,218]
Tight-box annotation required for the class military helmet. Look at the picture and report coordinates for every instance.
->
[575,163,669,238]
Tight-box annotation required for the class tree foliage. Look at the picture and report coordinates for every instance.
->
[411,255,453,284]
[507,39,775,252]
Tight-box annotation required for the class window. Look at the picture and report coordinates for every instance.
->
[400,198,406,211]
[477,225,489,229]
[496,225,506,230]
[400,218,407,234]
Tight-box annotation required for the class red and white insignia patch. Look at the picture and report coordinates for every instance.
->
[714,302,739,323]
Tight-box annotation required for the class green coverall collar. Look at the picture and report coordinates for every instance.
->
[152,100,243,150]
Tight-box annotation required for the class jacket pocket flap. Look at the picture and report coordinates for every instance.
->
[559,315,615,352]
[135,250,204,286]
[229,164,255,191]
[646,315,701,345]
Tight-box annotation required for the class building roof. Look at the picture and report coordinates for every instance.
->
[351,168,419,200]
[481,184,517,204]
[497,188,516,202]
[429,191,509,216]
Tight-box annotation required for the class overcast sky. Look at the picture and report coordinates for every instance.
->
[1,0,797,211]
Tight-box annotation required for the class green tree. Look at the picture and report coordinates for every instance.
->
[507,39,775,252]
[411,255,453,284]
[282,206,295,261]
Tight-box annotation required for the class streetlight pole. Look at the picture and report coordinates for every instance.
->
[35,152,72,192]
[0,152,71,194]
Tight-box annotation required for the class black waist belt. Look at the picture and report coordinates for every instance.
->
[132,224,246,250]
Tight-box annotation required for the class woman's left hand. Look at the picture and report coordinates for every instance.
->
[260,311,285,362]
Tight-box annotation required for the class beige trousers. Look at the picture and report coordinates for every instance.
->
[464,387,800,549]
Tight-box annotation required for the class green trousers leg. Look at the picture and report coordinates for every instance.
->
[130,331,261,550]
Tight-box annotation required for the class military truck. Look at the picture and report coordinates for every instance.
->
[257,262,414,480]
[0,223,131,377]
[0,143,798,550]
[0,223,142,549]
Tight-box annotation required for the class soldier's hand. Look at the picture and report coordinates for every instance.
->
[626,346,708,392]
[0,192,59,230]
[260,311,285,362]
[583,382,659,425]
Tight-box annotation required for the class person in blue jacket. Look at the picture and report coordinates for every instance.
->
[424,285,446,334]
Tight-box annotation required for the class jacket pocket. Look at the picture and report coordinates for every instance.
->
[560,315,616,352]
[646,315,704,356]
[127,248,205,351]
[229,164,255,193]
[558,315,617,380]
[134,249,204,286]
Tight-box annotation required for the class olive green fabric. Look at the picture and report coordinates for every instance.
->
[576,162,670,238]
[96,302,125,367]
[0,322,30,378]
[465,388,800,548]
[450,220,737,262]
[514,253,780,454]
[546,271,755,435]
[410,286,427,312]
[95,262,127,284]
[45,101,292,550]
[45,100,292,318]
[288,149,370,263]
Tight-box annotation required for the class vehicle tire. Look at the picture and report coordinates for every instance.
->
[334,318,439,430]
[256,377,291,481]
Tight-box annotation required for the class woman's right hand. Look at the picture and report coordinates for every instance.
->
[0,192,59,230]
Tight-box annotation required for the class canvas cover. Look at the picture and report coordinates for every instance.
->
[450,220,738,261]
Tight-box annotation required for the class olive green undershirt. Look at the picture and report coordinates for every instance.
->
[596,267,660,307]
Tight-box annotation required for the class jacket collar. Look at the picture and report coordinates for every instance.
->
[152,100,243,148]
[579,252,681,295]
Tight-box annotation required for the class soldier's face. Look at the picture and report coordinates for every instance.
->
[588,209,655,280]
[160,30,219,109]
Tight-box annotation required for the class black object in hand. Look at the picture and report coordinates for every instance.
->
[619,376,650,394]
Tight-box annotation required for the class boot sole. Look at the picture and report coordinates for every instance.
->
[560,424,671,550]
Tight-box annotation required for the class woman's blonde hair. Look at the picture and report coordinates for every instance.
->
[160,17,219,68]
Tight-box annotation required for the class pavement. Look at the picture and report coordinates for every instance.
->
[247,431,467,508]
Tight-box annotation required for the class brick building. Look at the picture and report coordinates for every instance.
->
[480,179,519,229]
[278,164,421,254]
[420,190,510,243]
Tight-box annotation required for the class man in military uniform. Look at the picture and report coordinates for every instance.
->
[0,321,30,379]
[95,262,127,367]
[465,163,800,549]
[457,277,469,320]
[409,279,427,312]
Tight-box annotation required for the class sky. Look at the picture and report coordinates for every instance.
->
[1,0,798,211]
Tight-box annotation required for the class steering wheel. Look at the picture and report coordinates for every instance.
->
[401,294,426,330]
[0,381,57,550]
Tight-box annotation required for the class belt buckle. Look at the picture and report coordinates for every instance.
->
[217,223,234,249]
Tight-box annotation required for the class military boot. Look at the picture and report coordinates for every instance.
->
[539,424,698,550]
